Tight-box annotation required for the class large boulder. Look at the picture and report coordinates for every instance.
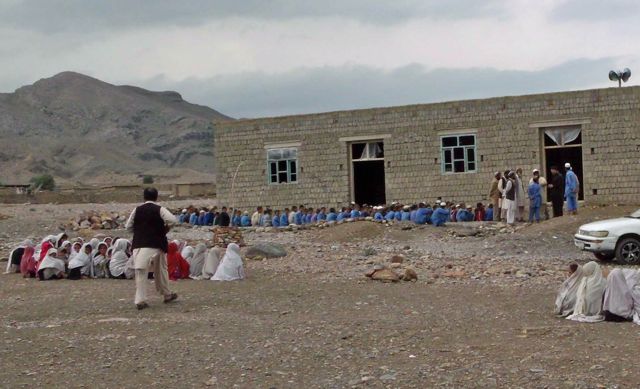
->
[246,243,287,259]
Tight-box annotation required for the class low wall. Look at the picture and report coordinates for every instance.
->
[0,183,216,204]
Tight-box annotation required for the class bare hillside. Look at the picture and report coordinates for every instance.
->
[0,72,232,185]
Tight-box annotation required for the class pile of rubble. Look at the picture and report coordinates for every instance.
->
[212,227,245,247]
[64,211,126,231]
[365,255,418,283]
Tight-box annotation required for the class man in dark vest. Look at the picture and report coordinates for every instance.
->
[548,166,565,218]
[125,187,178,310]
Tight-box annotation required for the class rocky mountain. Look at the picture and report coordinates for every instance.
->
[0,72,232,185]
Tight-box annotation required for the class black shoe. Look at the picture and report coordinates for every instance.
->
[163,292,178,304]
[136,302,149,310]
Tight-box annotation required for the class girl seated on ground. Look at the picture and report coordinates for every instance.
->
[20,244,37,278]
[37,248,66,281]
[168,242,191,280]
[92,242,109,278]
[5,240,33,274]
[211,243,245,281]
[188,243,207,279]
[566,261,607,323]
[68,243,94,280]
[202,247,222,279]
[554,263,583,317]
[109,239,133,279]
[602,268,640,323]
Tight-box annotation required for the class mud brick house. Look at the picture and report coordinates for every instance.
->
[215,87,640,210]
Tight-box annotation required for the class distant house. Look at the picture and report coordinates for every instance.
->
[0,183,31,195]
[215,87,640,210]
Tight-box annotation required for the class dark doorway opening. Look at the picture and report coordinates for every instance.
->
[353,160,386,206]
[544,132,584,200]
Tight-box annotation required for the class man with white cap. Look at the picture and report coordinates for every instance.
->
[530,169,548,220]
[431,201,450,226]
[564,163,580,215]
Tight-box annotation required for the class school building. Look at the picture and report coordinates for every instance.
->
[214,87,640,210]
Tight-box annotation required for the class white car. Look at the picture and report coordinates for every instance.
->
[574,208,640,264]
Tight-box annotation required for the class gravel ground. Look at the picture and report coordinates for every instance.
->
[1,201,639,388]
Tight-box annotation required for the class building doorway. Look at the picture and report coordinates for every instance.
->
[542,126,584,200]
[351,141,386,206]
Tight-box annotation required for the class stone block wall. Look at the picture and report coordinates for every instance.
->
[216,87,640,210]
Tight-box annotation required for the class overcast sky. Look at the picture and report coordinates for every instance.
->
[1,0,639,118]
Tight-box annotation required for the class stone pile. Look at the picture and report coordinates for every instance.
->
[212,227,245,247]
[64,211,126,231]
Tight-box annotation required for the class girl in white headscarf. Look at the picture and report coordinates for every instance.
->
[109,239,132,279]
[37,248,66,281]
[188,243,207,279]
[68,243,94,280]
[68,241,83,263]
[93,241,109,278]
[201,247,222,280]
[181,245,195,263]
[602,268,640,322]
[567,261,606,323]
[211,243,245,281]
[59,241,72,262]
[5,239,34,274]
[554,263,584,317]
[55,233,68,248]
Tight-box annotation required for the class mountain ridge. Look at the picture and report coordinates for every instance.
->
[0,71,232,185]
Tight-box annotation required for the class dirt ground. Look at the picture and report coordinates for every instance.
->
[1,201,639,388]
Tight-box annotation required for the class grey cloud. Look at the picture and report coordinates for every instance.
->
[551,0,640,21]
[139,57,618,118]
[0,0,504,33]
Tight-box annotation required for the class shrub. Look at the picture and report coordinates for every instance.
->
[142,175,154,184]
[30,174,55,191]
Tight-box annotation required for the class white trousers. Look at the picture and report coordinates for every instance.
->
[505,199,516,225]
[132,248,172,305]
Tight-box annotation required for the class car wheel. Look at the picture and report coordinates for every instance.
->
[615,237,640,265]
[594,252,615,262]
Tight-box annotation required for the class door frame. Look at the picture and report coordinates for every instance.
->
[339,134,391,204]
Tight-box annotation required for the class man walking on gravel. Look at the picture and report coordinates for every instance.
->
[126,187,178,310]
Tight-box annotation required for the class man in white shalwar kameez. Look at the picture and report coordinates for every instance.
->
[126,188,178,310]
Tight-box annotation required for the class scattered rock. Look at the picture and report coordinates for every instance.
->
[390,255,404,264]
[403,268,418,282]
[369,268,400,283]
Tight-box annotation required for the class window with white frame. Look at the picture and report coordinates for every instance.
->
[267,148,298,184]
[440,134,476,173]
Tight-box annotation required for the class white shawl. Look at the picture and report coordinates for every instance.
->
[554,265,584,317]
[212,243,245,281]
[68,243,94,277]
[109,239,131,278]
[202,247,222,280]
[567,261,606,322]
[181,246,194,262]
[603,268,640,320]
[38,248,65,273]
[189,243,207,279]
[5,239,33,273]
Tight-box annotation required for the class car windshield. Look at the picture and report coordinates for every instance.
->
[630,209,640,218]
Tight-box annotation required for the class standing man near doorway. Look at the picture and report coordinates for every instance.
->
[126,187,178,310]
[530,169,549,220]
[488,172,502,221]
[548,166,564,217]
[564,162,580,215]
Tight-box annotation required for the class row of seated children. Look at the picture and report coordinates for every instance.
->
[242,201,494,228]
